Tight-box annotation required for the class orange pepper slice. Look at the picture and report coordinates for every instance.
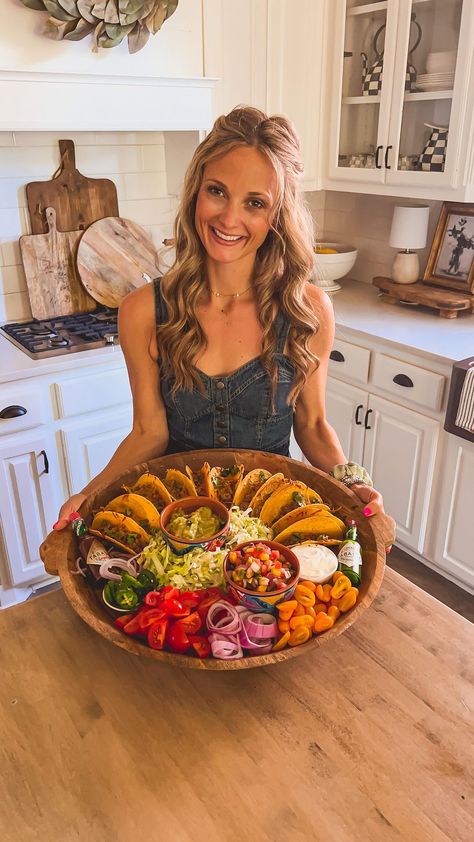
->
[330,574,352,600]
[300,580,316,592]
[272,631,290,652]
[294,602,306,616]
[305,606,317,621]
[278,619,290,633]
[315,584,332,603]
[314,612,335,633]
[339,588,358,613]
[332,571,345,583]
[295,583,316,608]
[314,603,328,615]
[328,605,340,622]
[277,599,297,621]
[289,614,314,630]
[288,625,311,646]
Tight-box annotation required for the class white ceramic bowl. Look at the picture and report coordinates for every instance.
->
[312,243,358,284]
[426,51,456,74]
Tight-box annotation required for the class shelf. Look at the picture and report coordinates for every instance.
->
[347,2,387,17]
[405,90,454,101]
[342,95,381,104]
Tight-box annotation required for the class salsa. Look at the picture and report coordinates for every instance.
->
[167,506,223,541]
[226,542,296,593]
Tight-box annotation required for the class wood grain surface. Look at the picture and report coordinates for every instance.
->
[76,216,160,307]
[19,207,96,319]
[26,140,119,235]
[0,569,472,842]
[373,276,474,319]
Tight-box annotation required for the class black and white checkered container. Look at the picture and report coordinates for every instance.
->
[419,125,448,172]
[362,60,383,96]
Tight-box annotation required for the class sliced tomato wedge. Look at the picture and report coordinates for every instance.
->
[114,613,136,630]
[147,619,168,650]
[122,612,145,636]
[162,599,190,618]
[160,586,180,601]
[179,591,203,610]
[144,590,162,607]
[166,621,191,653]
[188,634,211,658]
[138,607,167,631]
[175,611,201,635]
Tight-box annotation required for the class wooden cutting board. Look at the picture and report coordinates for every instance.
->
[20,207,97,319]
[76,216,161,308]
[26,140,119,235]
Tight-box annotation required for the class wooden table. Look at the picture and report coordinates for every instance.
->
[1,569,473,842]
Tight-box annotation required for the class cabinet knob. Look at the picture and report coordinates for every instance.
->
[0,404,27,419]
[330,350,345,363]
[393,374,414,388]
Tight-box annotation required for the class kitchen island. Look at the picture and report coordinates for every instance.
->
[1,568,472,842]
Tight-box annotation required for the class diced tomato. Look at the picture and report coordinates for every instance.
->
[144,590,162,607]
[138,607,167,631]
[176,611,201,634]
[162,599,190,618]
[166,621,191,653]
[188,634,211,658]
[270,550,280,559]
[147,619,168,650]
[114,613,136,630]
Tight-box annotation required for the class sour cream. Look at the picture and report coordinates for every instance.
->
[291,542,338,584]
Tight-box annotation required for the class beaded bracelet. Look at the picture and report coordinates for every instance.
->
[330,462,373,489]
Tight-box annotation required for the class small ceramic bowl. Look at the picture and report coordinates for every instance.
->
[102,587,136,615]
[312,243,358,283]
[160,496,230,556]
[223,540,300,613]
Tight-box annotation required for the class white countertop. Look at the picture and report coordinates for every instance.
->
[1,278,472,384]
[332,279,474,365]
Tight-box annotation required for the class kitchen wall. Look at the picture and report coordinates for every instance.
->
[307,190,443,284]
[0,131,178,322]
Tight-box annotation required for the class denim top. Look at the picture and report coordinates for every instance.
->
[154,278,296,456]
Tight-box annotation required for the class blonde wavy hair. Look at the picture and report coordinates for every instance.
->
[158,105,319,406]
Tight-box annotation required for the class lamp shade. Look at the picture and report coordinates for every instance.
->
[389,206,430,250]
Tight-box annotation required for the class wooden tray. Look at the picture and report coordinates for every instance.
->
[40,450,394,671]
[373,276,474,319]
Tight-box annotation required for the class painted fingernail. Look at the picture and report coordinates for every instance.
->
[386,546,391,555]
[52,521,60,530]
[363,506,372,517]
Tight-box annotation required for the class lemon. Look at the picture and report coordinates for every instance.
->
[315,247,338,254]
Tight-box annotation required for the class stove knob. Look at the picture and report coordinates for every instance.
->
[103,333,116,345]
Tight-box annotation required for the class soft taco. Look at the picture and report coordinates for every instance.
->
[90,511,151,554]
[273,513,346,545]
[163,468,197,499]
[247,473,286,517]
[271,502,331,537]
[185,463,212,498]
[126,472,173,511]
[104,493,161,533]
[208,464,244,505]
[259,481,323,526]
[233,468,272,508]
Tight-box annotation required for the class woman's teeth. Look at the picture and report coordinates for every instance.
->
[211,227,244,242]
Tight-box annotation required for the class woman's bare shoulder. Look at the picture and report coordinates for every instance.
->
[304,280,334,321]
[119,282,156,326]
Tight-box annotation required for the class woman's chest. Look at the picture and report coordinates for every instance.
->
[194,303,263,377]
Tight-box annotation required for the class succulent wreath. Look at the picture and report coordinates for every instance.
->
[19,0,179,54]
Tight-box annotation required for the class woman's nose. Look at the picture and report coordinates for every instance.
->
[217,201,242,231]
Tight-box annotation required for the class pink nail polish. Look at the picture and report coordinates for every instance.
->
[363,506,372,517]
[52,521,60,530]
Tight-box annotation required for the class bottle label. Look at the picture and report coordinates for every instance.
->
[86,539,110,567]
[338,542,362,572]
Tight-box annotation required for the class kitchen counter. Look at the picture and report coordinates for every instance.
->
[1,569,473,842]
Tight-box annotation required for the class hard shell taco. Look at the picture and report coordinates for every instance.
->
[233,468,272,508]
[104,493,161,533]
[163,468,197,499]
[208,464,244,505]
[90,511,150,554]
[271,502,331,537]
[125,472,173,511]
[273,513,346,545]
[185,463,212,498]
[247,472,286,517]
[259,481,323,526]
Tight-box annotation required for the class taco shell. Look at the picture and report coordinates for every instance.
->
[233,468,272,508]
[248,473,286,517]
[126,472,173,511]
[259,481,323,526]
[186,463,212,497]
[208,464,244,504]
[104,493,161,532]
[90,511,150,553]
[271,502,331,536]
[163,468,197,499]
[274,513,346,545]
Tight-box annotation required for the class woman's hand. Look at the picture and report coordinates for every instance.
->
[52,493,87,531]
[350,483,396,553]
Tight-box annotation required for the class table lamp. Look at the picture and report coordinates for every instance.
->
[389,206,430,284]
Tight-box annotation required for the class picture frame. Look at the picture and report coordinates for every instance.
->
[423,203,474,293]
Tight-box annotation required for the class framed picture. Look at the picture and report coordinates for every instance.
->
[423,203,474,293]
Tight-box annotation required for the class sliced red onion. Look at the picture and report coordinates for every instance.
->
[208,632,242,660]
[73,557,87,577]
[245,614,277,640]
[99,558,138,580]
[206,601,242,635]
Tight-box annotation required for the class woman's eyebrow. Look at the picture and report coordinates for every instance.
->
[204,178,269,199]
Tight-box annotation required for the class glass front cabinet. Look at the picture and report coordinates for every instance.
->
[325,0,474,199]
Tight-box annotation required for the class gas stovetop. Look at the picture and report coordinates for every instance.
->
[0,309,119,359]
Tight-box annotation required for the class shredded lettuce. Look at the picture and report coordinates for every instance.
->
[139,506,272,591]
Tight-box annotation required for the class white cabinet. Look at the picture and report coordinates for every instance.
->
[326,379,366,463]
[0,429,62,590]
[61,409,133,494]
[431,435,474,589]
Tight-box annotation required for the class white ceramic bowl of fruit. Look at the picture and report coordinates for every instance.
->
[312,243,358,291]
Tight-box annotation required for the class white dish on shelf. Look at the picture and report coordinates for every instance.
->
[312,243,358,290]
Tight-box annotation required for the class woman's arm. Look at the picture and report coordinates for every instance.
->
[53,284,169,527]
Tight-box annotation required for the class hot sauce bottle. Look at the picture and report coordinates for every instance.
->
[337,521,362,582]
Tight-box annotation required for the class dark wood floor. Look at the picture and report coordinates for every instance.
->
[387,544,474,623]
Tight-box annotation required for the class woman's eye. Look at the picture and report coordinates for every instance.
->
[249,199,265,209]
[207,185,224,197]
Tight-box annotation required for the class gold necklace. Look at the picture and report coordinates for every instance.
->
[210,285,252,299]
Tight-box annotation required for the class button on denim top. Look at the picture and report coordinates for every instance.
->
[154,278,296,456]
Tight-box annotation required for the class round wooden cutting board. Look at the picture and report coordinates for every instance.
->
[76,216,161,308]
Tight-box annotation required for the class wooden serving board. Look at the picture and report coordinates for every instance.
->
[373,276,474,319]
[19,207,96,319]
[76,216,161,308]
[26,140,119,235]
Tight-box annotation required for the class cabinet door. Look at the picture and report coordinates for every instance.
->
[386,0,469,190]
[363,394,439,553]
[432,436,474,590]
[0,431,62,587]
[61,409,132,494]
[326,0,399,184]
[326,378,366,464]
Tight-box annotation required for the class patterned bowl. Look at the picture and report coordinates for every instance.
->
[159,496,230,555]
[223,540,300,612]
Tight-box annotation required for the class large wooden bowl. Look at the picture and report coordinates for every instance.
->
[40,449,394,670]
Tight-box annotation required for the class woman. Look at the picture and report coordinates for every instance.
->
[54,106,386,530]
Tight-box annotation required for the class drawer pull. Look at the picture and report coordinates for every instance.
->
[393,374,414,388]
[330,350,345,363]
[39,449,49,475]
[355,404,364,425]
[0,404,27,419]
[375,145,383,169]
[384,145,392,169]
[364,409,373,430]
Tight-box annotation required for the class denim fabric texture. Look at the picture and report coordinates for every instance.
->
[154,279,295,456]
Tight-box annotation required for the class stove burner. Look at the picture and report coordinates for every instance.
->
[48,335,70,348]
[1,306,119,359]
[92,313,115,323]
[30,323,56,336]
